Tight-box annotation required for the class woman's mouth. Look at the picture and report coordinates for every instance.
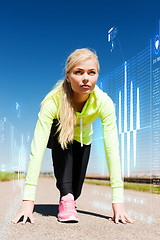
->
[81,84,90,88]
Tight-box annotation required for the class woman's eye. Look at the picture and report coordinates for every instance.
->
[89,71,96,75]
[75,70,82,74]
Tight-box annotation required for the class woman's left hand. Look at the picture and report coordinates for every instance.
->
[111,203,135,224]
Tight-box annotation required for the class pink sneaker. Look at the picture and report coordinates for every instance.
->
[58,193,78,222]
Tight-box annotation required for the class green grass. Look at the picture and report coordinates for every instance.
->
[1,172,159,194]
[84,179,160,194]
[0,172,25,182]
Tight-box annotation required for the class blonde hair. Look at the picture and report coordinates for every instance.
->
[57,80,76,149]
[57,48,99,149]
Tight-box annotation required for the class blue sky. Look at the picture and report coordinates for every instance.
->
[0,0,160,170]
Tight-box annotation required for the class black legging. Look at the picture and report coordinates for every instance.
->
[47,120,91,200]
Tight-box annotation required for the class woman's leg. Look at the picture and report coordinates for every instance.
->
[52,142,79,222]
[51,135,74,198]
[49,120,91,200]
[52,140,91,200]
[47,119,73,198]
[72,141,91,200]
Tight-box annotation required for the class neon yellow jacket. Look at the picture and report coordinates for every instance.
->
[23,85,124,203]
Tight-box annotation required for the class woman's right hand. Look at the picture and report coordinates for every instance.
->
[11,200,35,225]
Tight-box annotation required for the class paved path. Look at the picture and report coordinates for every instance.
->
[0,177,160,240]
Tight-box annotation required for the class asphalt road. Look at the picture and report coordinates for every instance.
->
[0,177,160,240]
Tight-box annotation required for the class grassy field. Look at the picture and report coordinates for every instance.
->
[0,172,25,182]
[84,179,160,194]
[1,172,159,194]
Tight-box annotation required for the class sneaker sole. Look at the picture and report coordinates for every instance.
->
[58,215,79,223]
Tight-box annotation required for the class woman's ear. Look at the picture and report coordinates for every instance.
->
[66,72,70,82]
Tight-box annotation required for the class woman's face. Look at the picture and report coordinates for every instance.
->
[66,58,99,97]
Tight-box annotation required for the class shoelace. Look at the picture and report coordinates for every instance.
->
[61,200,75,210]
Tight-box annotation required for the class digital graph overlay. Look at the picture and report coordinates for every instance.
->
[0,117,30,176]
[118,62,141,177]
[89,42,160,177]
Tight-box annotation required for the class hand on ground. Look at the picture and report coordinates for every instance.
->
[11,200,35,225]
[111,203,135,224]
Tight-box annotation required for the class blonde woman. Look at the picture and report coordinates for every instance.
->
[12,48,135,224]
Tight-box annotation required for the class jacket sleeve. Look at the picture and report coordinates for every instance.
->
[99,94,124,203]
[23,99,56,201]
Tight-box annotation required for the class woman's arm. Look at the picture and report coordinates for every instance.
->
[23,116,53,201]
[100,95,135,224]
[12,98,57,224]
[100,96,123,203]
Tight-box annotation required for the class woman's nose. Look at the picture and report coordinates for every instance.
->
[82,78,89,84]
[82,73,89,82]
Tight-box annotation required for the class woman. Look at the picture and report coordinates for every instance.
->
[12,48,135,224]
